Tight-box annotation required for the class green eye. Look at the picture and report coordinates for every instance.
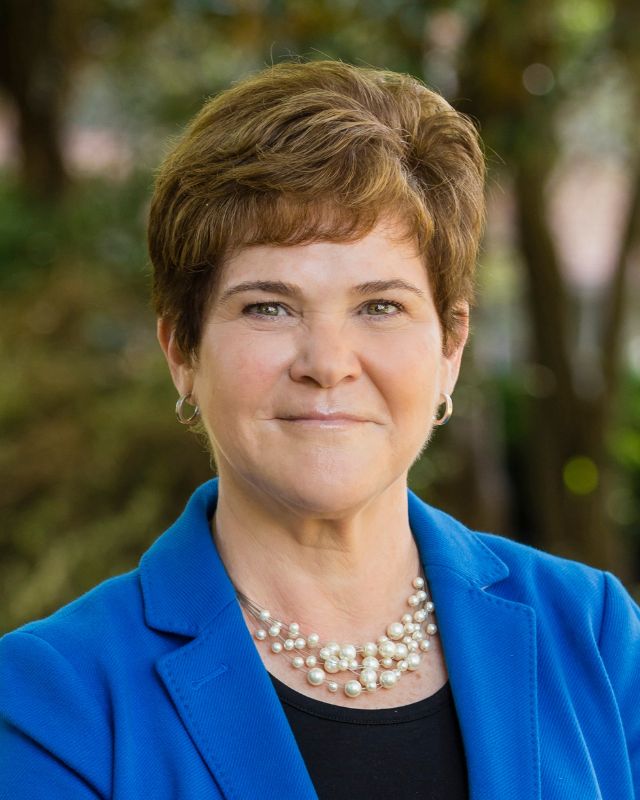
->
[365,300,404,315]
[243,302,285,316]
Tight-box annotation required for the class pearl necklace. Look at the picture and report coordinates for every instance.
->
[237,576,438,700]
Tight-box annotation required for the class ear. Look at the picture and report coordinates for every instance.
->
[157,318,195,397]
[439,302,470,396]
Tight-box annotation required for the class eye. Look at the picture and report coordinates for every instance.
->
[242,301,289,317]
[363,300,406,317]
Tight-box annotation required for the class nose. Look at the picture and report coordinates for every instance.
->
[288,316,362,388]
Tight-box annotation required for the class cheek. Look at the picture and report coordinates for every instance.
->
[199,335,287,413]
[373,331,441,410]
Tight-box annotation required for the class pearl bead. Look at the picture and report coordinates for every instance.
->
[419,639,432,652]
[408,641,419,652]
[349,659,359,669]
[387,622,404,640]
[402,635,412,644]
[340,644,357,660]
[426,601,435,612]
[327,681,338,692]
[401,613,413,624]
[344,680,362,698]
[258,610,270,622]
[398,660,408,671]
[413,609,427,622]
[305,655,317,667]
[271,642,283,653]
[366,681,377,691]
[283,639,294,650]
[360,668,378,685]
[268,625,281,637]
[412,630,423,640]
[324,658,339,673]
[294,637,306,649]
[407,653,421,670]
[413,577,425,589]
[380,670,398,688]
[292,656,304,669]
[382,657,394,668]
[426,623,438,635]
[378,640,396,658]
[363,642,378,657]
[394,643,409,660]
[416,590,427,602]
[307,633,320,648]
[362,656,379,669]
[318,647,332,661]
[404,622,416,634]
[338,658,350,671]
[255,629,267,640]
[327,642,340,656]
[408,594,420,607]
[288,623,300,636]
[377,635,389,644]
[307,668,325,686]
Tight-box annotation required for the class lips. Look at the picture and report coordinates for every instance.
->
[280,412,368,422]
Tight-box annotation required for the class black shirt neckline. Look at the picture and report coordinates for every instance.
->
[269,672,453,725]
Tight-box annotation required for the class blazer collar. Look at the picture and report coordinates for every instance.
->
[406,489,509,588]
[140,479,236,637]
[140,479,540,799]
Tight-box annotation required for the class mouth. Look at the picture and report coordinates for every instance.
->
[276,415,369,428]
[283,415,366,421]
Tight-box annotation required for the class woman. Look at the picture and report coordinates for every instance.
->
[1,61,638,799]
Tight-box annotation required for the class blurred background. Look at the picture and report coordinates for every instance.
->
[1,0,639,633]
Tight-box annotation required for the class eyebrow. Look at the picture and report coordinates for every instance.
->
[217,279,427,304]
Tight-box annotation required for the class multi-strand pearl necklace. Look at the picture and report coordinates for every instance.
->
[238,576,438,700]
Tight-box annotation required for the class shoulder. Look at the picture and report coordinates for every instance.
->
[0,566,152,732]
[476,530,605,598]
[1,567,145,661]
[410,489,634,633]
[472,529,639,641]
[0,568,146,711]
[0,571,144,799]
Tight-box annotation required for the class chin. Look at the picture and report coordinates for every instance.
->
[252,462,388,518]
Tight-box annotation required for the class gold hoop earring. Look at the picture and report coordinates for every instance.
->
[432,393,453,426]
[176,393,200,425]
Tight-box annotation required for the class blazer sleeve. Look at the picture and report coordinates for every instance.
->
[598,571,640,791]
[0,630,111,799]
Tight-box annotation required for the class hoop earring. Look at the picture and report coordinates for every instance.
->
[432,393,453,426]
[176,393,200,425]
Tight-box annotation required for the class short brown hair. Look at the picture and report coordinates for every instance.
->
[148,60,485,359]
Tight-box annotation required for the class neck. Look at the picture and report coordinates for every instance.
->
[211,471,422,644]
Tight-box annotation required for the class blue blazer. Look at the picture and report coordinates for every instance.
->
[1,478,638,799]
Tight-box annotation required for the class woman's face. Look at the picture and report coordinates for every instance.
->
[159,221,468,515]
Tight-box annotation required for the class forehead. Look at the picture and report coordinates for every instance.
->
[218,223,428,292]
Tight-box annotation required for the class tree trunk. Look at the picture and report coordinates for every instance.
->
[514,154,628,575]
[0,0,82,200]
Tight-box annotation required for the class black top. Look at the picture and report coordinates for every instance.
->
[270,674,469,799]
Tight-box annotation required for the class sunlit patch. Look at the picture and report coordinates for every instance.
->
[563,456,598,495]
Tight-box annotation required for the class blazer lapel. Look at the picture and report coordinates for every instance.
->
[140,480,317,800]
[156,602,318,800]
[408,491,541,799]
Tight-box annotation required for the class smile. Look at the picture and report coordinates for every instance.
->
[277,417,368,429]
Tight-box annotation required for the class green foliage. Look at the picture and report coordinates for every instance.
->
[0,176,212,633]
